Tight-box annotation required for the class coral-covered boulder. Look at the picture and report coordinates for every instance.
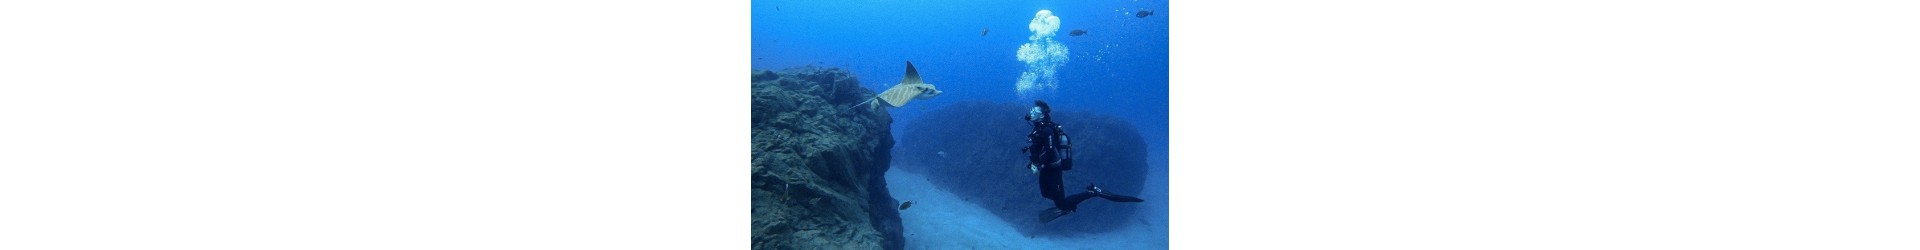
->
[750,66,904,250]
[894,101,1148,236]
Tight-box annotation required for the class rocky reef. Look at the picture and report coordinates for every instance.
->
[750,66,904,249]
[894,101,1149,236]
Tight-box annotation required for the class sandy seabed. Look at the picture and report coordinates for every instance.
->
[887,168,1169,250]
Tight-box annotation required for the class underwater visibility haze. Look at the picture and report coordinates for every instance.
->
[751,0,1168,249]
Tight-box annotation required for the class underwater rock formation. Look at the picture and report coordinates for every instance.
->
[895,101,1148,236]
[750,66,904,250]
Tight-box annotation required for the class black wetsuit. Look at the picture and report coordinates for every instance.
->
[1027,116,1142,218]
[1029,119,1084,210]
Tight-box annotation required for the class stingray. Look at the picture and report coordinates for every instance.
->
[853,61,943,110]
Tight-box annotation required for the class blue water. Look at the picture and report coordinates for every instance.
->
[753,0,1169,248]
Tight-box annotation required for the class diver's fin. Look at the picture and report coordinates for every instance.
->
[900,61,922,85]
[1038,207,1070,223]
[1099,193,1145,203]
[1087,184,1145,202]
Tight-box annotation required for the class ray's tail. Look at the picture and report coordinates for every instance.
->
[847,97,879,112]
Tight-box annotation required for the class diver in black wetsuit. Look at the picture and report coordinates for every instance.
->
[1022,100,1145,223]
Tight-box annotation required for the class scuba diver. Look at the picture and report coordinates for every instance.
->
[1022,100,1144,223]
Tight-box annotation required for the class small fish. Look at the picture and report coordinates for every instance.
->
[981,27,989,36]
[1068,29,1087,36]
[780,183,791,202]
[899,200,915,210]
[1135,9,1155,18]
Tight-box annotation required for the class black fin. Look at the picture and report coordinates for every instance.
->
[1088,185,1145,202]
[1099,193,1145,202]
[1038,207,1070,223]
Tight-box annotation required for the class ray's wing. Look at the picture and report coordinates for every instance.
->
[900,61,922,85]
[875,84,925,107]
[875,61,935,108]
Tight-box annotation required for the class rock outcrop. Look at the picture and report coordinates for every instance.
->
[750,66,904,249]
[893,101,1148,236]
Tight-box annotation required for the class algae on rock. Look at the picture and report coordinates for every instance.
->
[750,66,904,250]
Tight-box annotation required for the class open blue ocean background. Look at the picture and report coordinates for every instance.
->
[753,0,1168,248]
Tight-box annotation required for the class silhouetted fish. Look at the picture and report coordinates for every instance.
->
[1068,29,1087,36]
[898,200,914,210]
[1135,9,1155,18]
[981,27,989,36]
